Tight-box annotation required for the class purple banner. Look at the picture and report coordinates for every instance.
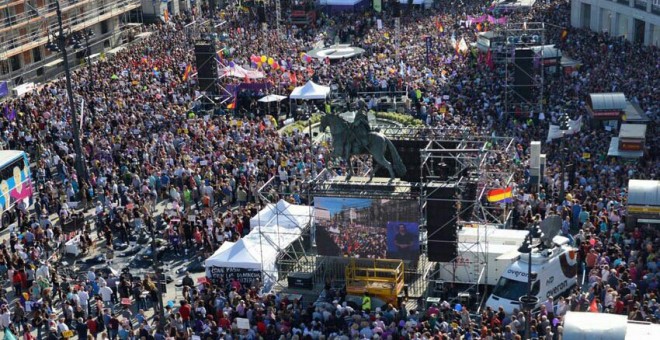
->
[466,15,507,25]
[0,81,8,98]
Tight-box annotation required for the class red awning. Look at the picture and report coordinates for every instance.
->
[591,110,621,119]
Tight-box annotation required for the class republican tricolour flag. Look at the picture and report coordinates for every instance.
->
[487,187,513,203]
[182,64,192,81]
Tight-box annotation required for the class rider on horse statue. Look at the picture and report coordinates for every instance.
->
[349,99,371,154]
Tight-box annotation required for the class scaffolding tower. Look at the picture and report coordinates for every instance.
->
[499,22,547,118]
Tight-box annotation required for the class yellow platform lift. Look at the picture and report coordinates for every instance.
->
[345,258,405,307]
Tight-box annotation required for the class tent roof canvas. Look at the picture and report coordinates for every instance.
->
[250,199,313,229]
[290,80,330,99]
[205,238,269,270]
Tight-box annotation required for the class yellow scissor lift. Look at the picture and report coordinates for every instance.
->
[345,258,405,307]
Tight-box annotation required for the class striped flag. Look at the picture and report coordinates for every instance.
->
[227,100,236,109]
[182,64,192,81]
[486,187,513,203]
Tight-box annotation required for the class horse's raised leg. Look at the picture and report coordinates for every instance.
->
[372,153,394,180]
[345,155,353,180]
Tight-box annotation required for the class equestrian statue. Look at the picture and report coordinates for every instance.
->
[319,99,406,180]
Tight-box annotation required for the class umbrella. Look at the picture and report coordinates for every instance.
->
[258,94,287,103]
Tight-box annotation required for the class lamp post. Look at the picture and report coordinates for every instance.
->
[149,213,166,331]
[557,113,570,201]
[518,223,541,339]
[73,29,95,90]
[51,0,89,185]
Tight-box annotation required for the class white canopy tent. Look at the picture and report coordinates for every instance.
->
[289,80,330,100]
[258,94,287,103]
[205,200,313,292]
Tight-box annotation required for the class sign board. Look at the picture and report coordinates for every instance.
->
[236,317,250,330]
[208,266,261,286]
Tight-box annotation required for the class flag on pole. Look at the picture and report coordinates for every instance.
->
[546,116,583,142]
[458,37,469,54]
[486,49,494,70]
[227,99,236,109]
[486,187,513,203]
[182,64,192,81]
[435,19,444,32]
[164,9,169,23]
[561,29,568,41]
[589,299,599,312]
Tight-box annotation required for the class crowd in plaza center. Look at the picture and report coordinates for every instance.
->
[0,0,657,339]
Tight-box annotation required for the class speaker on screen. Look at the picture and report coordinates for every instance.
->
[194,43,219,93]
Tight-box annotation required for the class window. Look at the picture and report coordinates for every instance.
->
[0,157,26,182]
[492,277,528,301]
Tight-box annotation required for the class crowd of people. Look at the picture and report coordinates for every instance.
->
[0,0,656,339]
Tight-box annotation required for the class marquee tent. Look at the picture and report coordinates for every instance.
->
[250,199,312,229]
[205,200,314,291]
[289,80,330,100]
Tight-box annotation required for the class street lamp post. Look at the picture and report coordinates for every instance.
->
[519,224,540,339]
[558,113,570,201]
[149,213,166,331]
[54,0,88,185]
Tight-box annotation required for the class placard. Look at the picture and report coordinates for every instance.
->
[237,317,250,330]
[208,266,261,286]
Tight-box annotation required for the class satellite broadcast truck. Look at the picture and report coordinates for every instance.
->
[485,235,578,314]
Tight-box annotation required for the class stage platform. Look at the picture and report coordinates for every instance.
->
[309,175,420,199]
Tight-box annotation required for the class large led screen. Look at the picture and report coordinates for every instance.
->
[314,197,420,260]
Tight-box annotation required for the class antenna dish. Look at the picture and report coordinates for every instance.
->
[539,215,562,248]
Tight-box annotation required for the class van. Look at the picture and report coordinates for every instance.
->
[485,238,578,314]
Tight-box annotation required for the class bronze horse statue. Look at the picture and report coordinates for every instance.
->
[319,113,406,180]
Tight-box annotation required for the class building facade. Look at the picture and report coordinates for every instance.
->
[571,0,660,46]
[0,0,142,88]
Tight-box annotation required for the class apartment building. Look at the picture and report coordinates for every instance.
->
[0,0,142,88]
[570,0,660,46]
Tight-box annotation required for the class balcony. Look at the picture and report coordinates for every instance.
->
[0,0,140,61]
[634,0,648,10]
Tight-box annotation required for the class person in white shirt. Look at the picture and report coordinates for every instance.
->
[0,305,10,329]
[99,284,114,310]
[78,289,90,316]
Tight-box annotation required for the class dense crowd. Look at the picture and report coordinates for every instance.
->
[0,0,656,339]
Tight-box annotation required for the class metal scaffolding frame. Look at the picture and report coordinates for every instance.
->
[255,124,518,300]
[499,22,546,118]
[253,175,317,291]
[420,134,517,304]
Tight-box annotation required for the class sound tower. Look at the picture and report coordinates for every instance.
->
[374,140,425,183]
[392,1,401,17]
[426,184,459,262]
[194,43,219,93]
[459,181,478,221]
[513,48,534,102]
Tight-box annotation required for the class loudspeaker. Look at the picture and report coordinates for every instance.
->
[374,140,426,183]
[512,48,534,102]
[287,272,314,290]
[392,1,401,17]
[459,181,478,221]
[426,185,459,262]
[257,6,266,23]
[194,43,218,93]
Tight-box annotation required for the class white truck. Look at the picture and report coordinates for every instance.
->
[485,237,578,314]
[434,226,529,286]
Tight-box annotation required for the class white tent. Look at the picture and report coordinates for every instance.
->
[289,80,330,100]
[258,94,287,103]
[204,237,271,270]
[250,199,312,229]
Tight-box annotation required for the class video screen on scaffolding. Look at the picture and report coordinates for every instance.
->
[314,197,420,260]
